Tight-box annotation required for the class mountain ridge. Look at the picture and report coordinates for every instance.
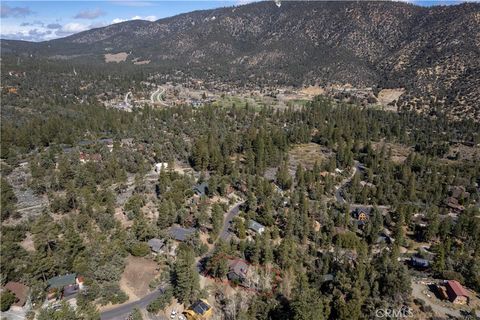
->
[2,1,479,119]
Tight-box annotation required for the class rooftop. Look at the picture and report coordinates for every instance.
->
[248,220,265,233]
[4,282,29,307]
[47,273,77,289]
[446,280,469,297]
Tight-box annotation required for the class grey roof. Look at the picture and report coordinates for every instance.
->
[47,273,76,289]
[169,226,196,242]
[410,256,430,267]
[193,182,208,196]
[322,274,335,282]
[248,220,265,233]
[99,138,113,145]
[147,238,165,252]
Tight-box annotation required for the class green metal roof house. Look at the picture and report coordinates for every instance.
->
[47,273,77,289]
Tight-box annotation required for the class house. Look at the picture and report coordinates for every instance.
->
[184,299,213,320]
[147,238,165,254]
[99,138,114,152]
[445,197,465,212]
[248,220,265,234]
[193,182,209,197]
[3,282,29,310]
[227,260,249,283]
[353,208,370,222]
[46,273,80,301]
[445,280,469,304]
[169,226,196,242]
[410,256,430,269]
[321,274,335,283]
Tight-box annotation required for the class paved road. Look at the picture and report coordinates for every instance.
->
[334,161,360,204]
[150,87,167,106]
[100,288,164,320]
[124,92,132,106]
[219,202,243,241]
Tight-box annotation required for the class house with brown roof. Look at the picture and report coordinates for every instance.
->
[445,280,469,304]
[227,259,249,283]
[445,197,465,212]
[3,282,29,310]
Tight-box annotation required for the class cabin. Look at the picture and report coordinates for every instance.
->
[184,299,213,320]
[410,256,430,269]
[227,260,249,283]
[3,282,29,311]
[445,280,469,304]
[193,182,209,197]
[46,273,84,301]
[248,220,265,234]
[353,208,370,222]
[445,197,465,212]
[147,238,165,254]
[99,138,114,152]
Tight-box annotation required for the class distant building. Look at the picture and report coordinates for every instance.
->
[99,138,114,152]
[46,273,83,301]
[147,238,165,254]
[227,260,249,283]
[3,282,29,310]
[445,280,469,304]
[445,197,465,212]
[410,256,430,269]
[353,208,370,222]
[193,182,209,197]
[248,220,265,234]
[184,299,213,320]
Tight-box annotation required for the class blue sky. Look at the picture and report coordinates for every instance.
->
[1,1,478,42]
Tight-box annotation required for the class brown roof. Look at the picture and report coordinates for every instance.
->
[4,282,29,307]
[446,280,469,298]
[229,259,249,277]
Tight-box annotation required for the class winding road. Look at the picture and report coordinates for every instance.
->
[101,288,164,320]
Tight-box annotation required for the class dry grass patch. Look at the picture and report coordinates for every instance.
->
[119,255,160,301]
[377,88,405,105]
[104,52,129,63]
[300,86,325,96]
[288,143,331,170]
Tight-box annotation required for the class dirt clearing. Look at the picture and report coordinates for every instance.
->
[372,141,412,164]
[119,255,160,301]
[288,143,331,171]
[105,52,129,63]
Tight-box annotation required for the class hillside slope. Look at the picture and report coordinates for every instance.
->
[2,1,479,119]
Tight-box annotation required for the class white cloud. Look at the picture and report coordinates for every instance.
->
[62,22,90,33]
[111,15,156,24]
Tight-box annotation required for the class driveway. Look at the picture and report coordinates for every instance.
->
[411,280,464,319]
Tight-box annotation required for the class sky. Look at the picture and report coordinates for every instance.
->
[1,0,478,42]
